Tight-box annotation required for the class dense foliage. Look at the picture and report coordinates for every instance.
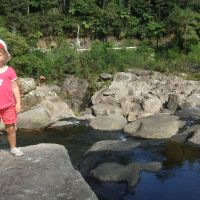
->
[0,0,200,85]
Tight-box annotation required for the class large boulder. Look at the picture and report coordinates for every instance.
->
[17,107,52,130]
[0,143,97,200]
[124,114,185,139]
[39,100,75,122]
[21,85,60,111]
[21,90,46,110]
[89,114,127,131]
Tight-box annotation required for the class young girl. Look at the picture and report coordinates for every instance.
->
[0,39,24,156]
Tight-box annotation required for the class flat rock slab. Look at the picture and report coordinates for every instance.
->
[86,140,140,154]
[0,143,97,200]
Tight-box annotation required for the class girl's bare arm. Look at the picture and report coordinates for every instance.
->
[12,80,21,113]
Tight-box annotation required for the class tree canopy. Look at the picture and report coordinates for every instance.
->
[0,0,199,50]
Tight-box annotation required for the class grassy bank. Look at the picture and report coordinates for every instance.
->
[9,40,200,85]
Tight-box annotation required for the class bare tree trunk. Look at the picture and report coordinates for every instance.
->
[103,0,106,10]
[149,0,151,13]
[59,0,67,13]
[27,0,29,14]
[156,36,159,49]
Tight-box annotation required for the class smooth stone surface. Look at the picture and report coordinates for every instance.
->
[0,143,97,200]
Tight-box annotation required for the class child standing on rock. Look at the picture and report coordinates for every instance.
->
[0,39,24,156]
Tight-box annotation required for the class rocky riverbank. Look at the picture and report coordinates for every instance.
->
[2,68,200,199]
[1,69,200,145]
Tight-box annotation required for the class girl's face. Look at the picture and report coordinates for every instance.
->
[0,50,5,67]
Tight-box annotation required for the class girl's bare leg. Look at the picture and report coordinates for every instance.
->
[5,124,16,149]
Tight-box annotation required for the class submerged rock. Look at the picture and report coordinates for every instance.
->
[91,162,162,187]
[48,120,75,130]
[0,143,97,200]
[79,140,140,174]
[86,140,140,153]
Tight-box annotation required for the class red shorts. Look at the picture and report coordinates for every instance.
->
[0,104,17,125]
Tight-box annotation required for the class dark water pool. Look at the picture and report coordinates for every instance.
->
[1,124,200,200]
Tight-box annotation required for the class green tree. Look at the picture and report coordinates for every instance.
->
[146,21,166,48]
[169,6,200,50]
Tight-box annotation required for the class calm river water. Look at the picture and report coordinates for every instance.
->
[1,123,200,200]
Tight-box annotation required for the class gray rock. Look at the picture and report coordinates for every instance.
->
[78,114,95,121]
[80,140,140,174]
[90,70,200,123]
[39,100,75,122]
[91,87,108,105]
[96,81,105,90]
[18,78,36,95]
[89,114,127,131]
[175,107,200,120]
[48,121,75,130]
[61,75,89,112]
[113,72,136,82]
[124,114,185,139]
[182,94,200,108]
[91,162,162,187]
[21,85,60,111]
[141,96,162,114]
[80,108,93,116]
[171,125,200,143]
[92,104,123,116]
[99,73,113,80]
[86,140,140,154]
[21,89,46,110]
[17,107,52,130]
[187,125,200,145]
[0,143,97,200]
[166,94,180,112]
